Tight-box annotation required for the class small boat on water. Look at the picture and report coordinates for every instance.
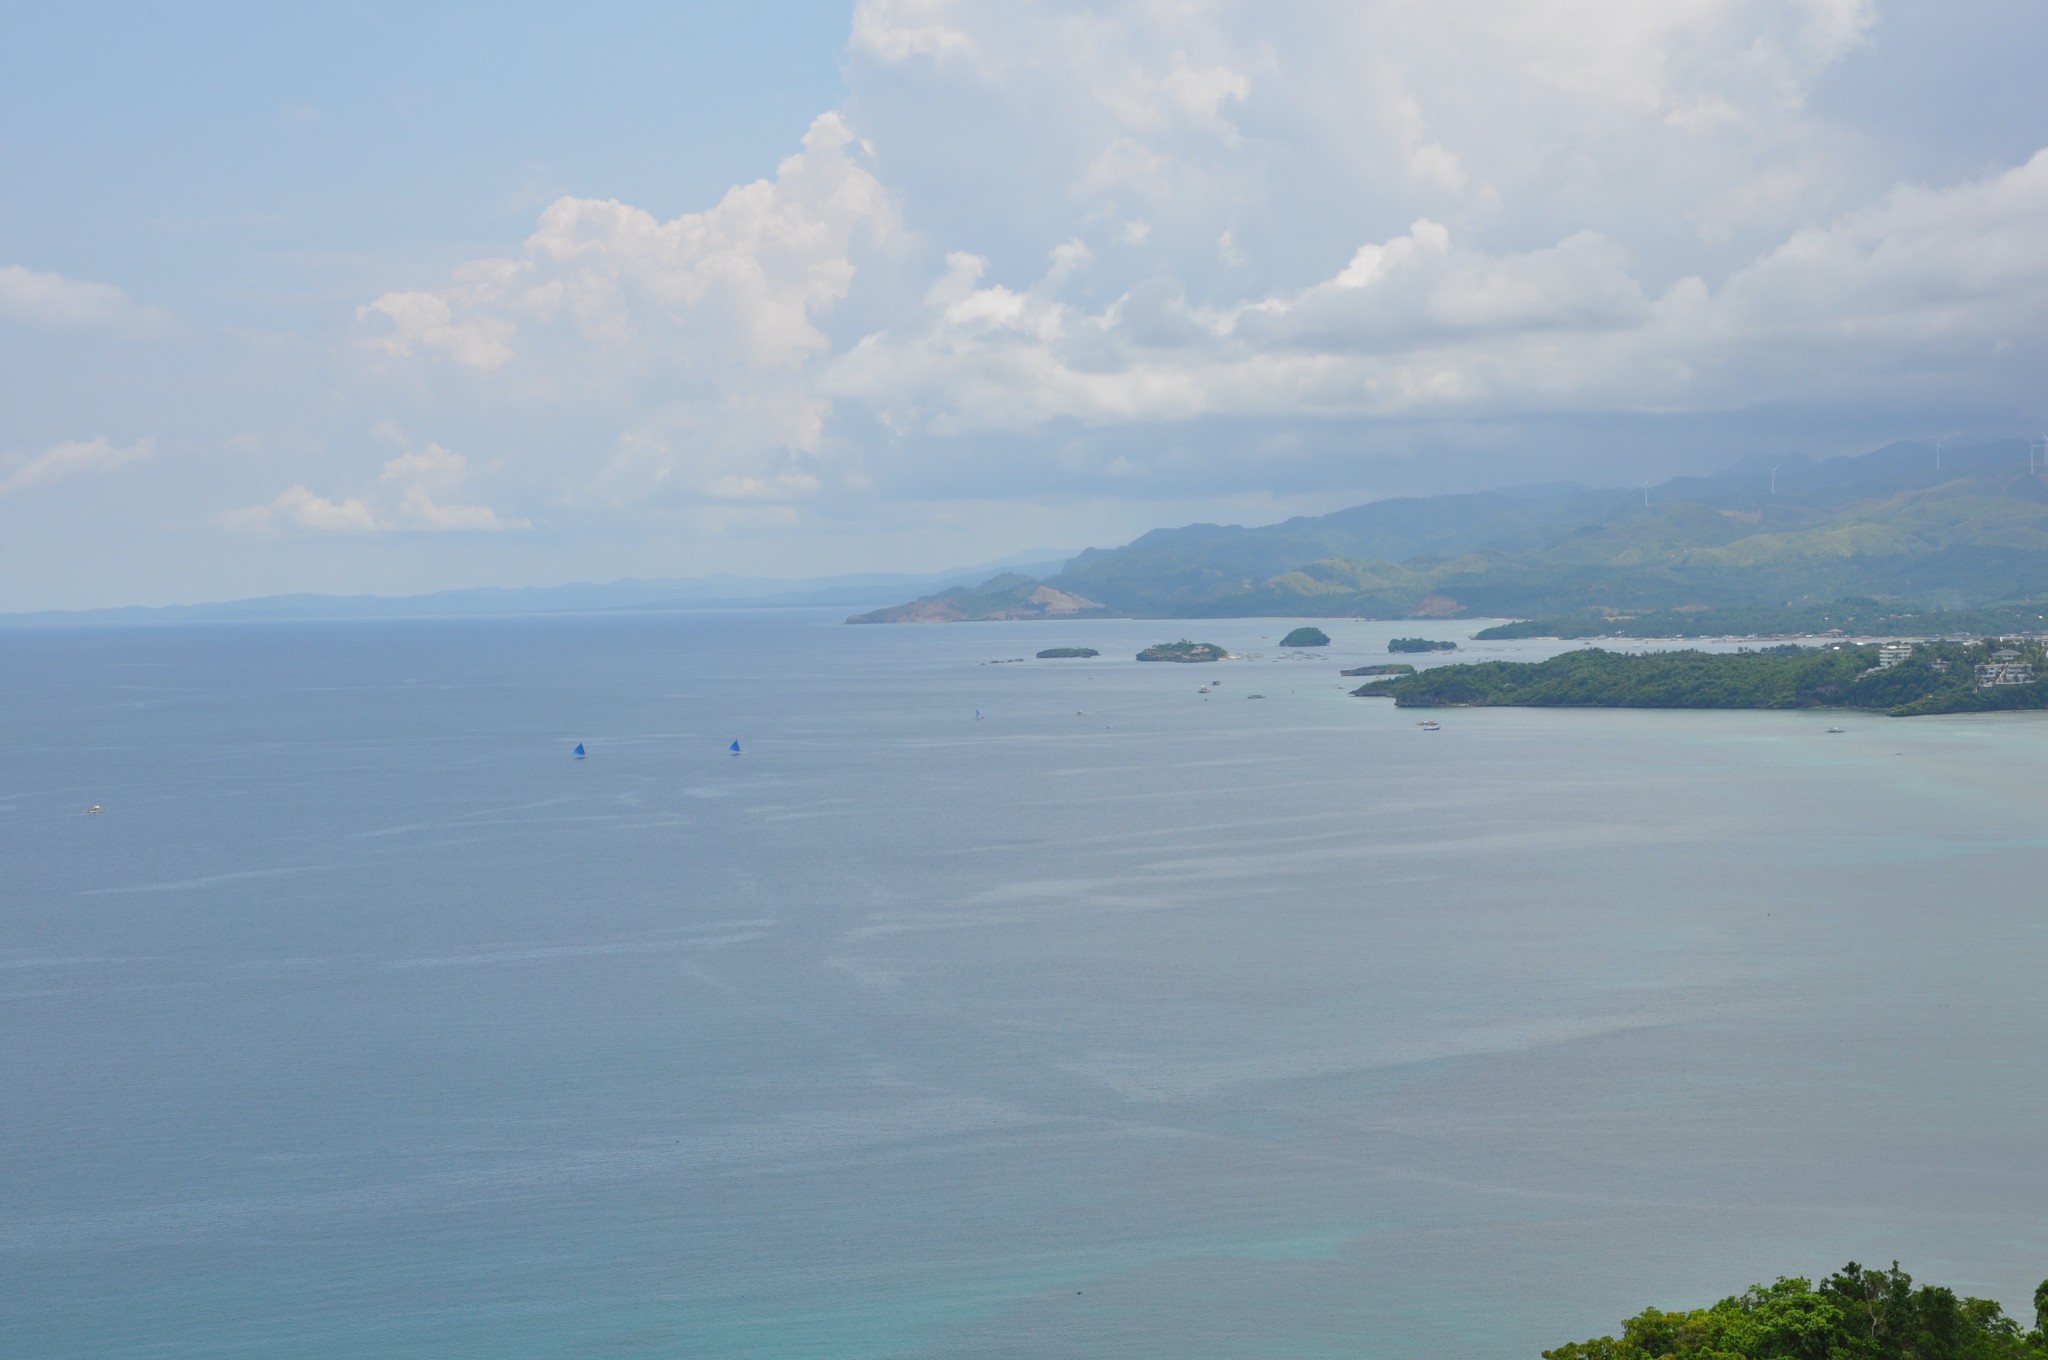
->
[85,805,103,815]
[573,743,586,758]
[1198,686,1210,694]
[729,739,741,755]
[1826,726,1845,734]
[1417,720,1440,730]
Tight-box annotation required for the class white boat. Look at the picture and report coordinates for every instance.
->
[1826,726,1845,733]
[1417,720,1440,730]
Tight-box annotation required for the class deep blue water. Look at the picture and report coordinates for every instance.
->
[5,611,2047,1358]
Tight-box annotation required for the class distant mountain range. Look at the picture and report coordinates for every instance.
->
[1,551,1075,627]
[850,439,2048,630]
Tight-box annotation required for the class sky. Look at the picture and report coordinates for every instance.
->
[3,0,2047,610]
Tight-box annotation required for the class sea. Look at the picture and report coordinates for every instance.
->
[5,610,2046,1359]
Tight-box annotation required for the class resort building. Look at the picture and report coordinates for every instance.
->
[1976,649,2035,687]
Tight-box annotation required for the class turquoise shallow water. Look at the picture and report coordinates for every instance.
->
[5,612,2047,1358]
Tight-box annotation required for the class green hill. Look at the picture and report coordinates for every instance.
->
[854,440,2048,627]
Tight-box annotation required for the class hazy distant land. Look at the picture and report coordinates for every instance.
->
[851,438,2048,633]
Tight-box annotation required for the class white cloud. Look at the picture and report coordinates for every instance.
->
[0,436,157,496]
[828,140,2048,436]
[358,288,515,370]
[334,1,2044,520]
[850,0,983,71]
[220,486,390,534]
[356,112,900,502]
[378,438,527,531]
[0,265,169,335]
[222,430,526,533]
[358,112,897,384]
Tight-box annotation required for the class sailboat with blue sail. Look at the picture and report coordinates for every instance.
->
[573,743,586,758]
[729,739,741,755]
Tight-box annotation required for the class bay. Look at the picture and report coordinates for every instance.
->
[4,611,2046,1358]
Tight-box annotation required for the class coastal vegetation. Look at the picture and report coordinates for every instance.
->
[1341,663,1416,676]
[1279,626,1331,647]
[1389,637,1457,653]
[1545,1262,2048,1360]
[1035,647,1099,658]
[1353,639,2048,715]
[1137,640,1226,663]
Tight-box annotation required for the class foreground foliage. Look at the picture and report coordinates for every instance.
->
[1545,1263,2048,1360]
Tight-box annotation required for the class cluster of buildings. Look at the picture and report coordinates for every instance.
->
[1866,638,2033,687]
[1976,648,2035,687]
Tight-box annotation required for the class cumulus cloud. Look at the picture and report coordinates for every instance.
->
[357,113,896,383]
[219,486,389,534]
[829,138,2048,435]
[0,265,169,335]
[850,0,983,71]
[356,111,900,502]
[222,429,526,533]
[0,436,157,496]
[336,1,2043,519]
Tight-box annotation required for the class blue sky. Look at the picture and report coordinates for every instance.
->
[3,0,2046,609]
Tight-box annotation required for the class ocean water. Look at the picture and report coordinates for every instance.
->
[5,610,2047,1359]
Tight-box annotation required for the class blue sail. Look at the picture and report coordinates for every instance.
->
[573,743,586,758]
[974,709,983,720]
[729,739,741,754]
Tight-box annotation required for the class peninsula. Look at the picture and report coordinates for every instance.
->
[1352,639,2048,716]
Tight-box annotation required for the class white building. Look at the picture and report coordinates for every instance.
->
[1976,649,2035,687]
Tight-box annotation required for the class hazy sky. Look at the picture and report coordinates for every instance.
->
[4,1,2046,609]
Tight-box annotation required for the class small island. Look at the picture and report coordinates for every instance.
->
[1035,647,1100,659]
[1279,627,1331,647]
[1352,639,2048,716]
[1388,637,1458,653]
[1137,640,1227,663]
[1341,663,1415,677]
[1546,1260,2048,1360]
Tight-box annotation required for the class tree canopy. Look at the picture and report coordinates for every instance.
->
[1545,1263,2048,1360]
